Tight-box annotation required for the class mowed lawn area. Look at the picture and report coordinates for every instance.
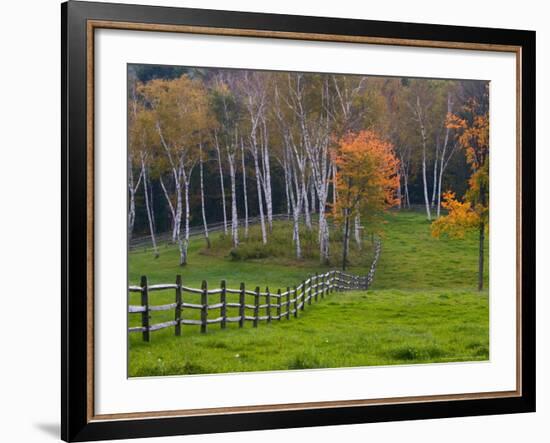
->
[128,211,489,377]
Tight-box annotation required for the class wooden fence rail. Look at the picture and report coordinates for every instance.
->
[129,213,292,251]
[128,240,381,341]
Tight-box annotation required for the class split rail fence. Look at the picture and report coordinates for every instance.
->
[130,214,291,252]
[129,240,381,342]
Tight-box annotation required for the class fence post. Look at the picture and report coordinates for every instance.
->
[220,280,227,330]
[140,276,150,342]
[286,287,291,320]
[175,275,182,337]
[293,285,298,318]
[266,287,272,323]
[314,273,319,302]
[302,281,306,311]
[239,282,245,328]
[277,289,282,321]
[201,280,208,334]
[253,286,260,328]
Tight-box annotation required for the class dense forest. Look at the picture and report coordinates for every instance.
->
[128,64,489,284]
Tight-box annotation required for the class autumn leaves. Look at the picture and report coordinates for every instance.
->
[333,131,400,270]
[128,67,489,287]
[431,92,490,290]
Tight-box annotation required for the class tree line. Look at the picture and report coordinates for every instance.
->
[128,65,489,283]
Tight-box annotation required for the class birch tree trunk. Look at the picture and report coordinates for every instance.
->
[240,138,249,239]
[342,208,351,271]
[318,201,330,264]
[128,158,136,239]
[436,93,455,218]
[398,146,411,209]
[421,142,431,220]
[310,179,316,214]
[289,153,303,259]
[199,144,210,248]
[214,134,228,236]
[185,168,194,263]
[127,160,142,239]
[167,165,183,245]
[404,171,411,208]
[227,148,239,248]
[332,164,337,216]
[431,140,439,207]
[396,169,402,209]
[159,175,176,240]
[354,214,362,249]
[283,154,291,220]
[174,170,184,259]
[260,118,273,232]
[140,155,159,258]
[252,149,267,245]
[179,167,193,265]
[149,177,156,234]
[415,95,432,221]
[302,177,312,230]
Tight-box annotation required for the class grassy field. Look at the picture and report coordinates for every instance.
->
[128,211,489,377]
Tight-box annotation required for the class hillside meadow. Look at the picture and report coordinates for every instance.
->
[128,211,489,377]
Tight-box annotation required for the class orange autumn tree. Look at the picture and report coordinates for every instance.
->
[333,130,400,270]
[431,96,489,290]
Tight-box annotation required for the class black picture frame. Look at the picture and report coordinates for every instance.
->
[62,1,536,441]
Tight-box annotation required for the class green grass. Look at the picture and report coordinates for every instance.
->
[128,210,489,377]
[128,219,376,289]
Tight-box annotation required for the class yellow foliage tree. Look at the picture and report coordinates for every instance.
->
[138,75,213,265]
[432,95,489,290]
[431,191,480,238]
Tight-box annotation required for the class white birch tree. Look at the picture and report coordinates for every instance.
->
[435,92,458,217]
[127,86,143,239]
[274,82,309,258]
[410,93,432,221]
[140,75,210,265]
[260,115,273,231]
[128,98,159,257]
[198,143,210,248]
[211,74,242,248]
[288,74,333,263]
[239,71,268,244]
[240,137,249,239]
[141,155,159,258]
[214,132,228,236]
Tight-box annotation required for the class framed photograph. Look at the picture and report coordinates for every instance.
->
[62,1,535,441]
